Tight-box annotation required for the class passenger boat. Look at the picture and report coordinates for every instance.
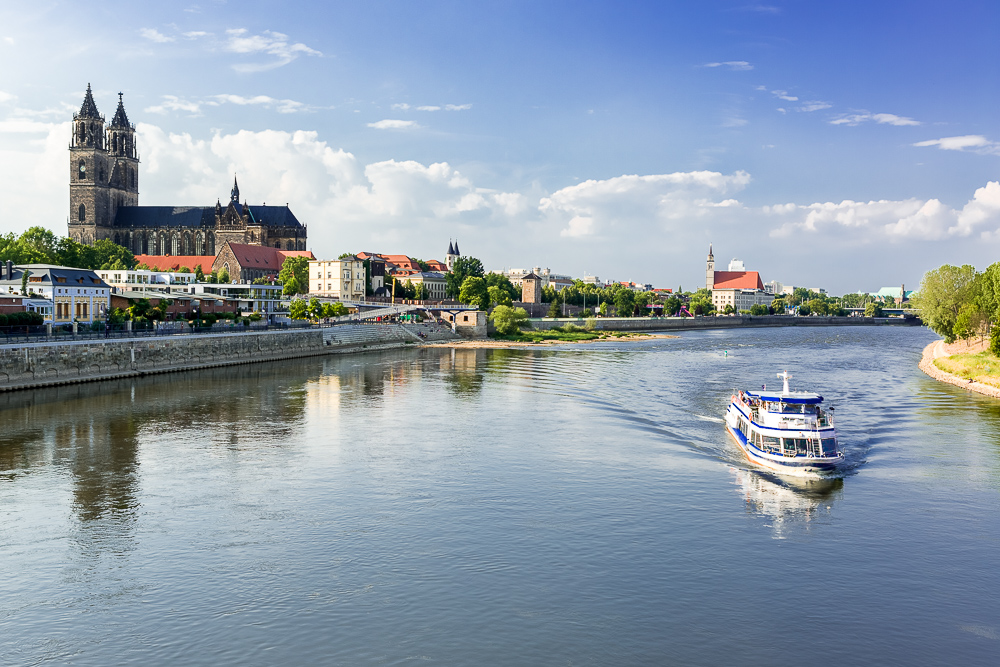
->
[725,371,844,475]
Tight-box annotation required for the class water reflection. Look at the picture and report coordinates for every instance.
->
[732,467,843,538]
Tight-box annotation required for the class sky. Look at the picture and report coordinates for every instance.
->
[0,0,998,293]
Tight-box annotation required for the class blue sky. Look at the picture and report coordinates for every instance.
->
[1,0,998,292]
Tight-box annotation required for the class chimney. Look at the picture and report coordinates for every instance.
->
[5,260,11,281]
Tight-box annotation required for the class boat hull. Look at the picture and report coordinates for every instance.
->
[726,421,842,476]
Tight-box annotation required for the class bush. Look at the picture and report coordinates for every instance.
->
[991,327,1000,356]
[490,305,529,335]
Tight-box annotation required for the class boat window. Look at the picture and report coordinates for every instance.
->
[762,436,780,447]
[821,438,838,455]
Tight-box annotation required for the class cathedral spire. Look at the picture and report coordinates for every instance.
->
[447,240,455,255]
[110,92,130,128]
[78,83,101,119]
[230,175,240,203]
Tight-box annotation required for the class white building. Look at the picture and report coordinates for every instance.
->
[397,271,447,300]
[96,269,196,294]
[0,263,110,324]
[309,257,366,301]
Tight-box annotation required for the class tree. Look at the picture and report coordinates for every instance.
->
[278,256,309,295]
[864,302,883,317]
[798,303,812,316]
[488,285,512,308]
[446,256,485,298]
[322,302,348,318]
[749,304,768,316]
[490,305,529,335]
[219,268,231,284]
[289,299,308,320]
[20,269,30,295]
[915,264,978,342]
[805,298,829,316]
[309,298,322,319]
[547,299,562,318]
[633,291,651,316]
[194,265,205,282]
[485,273,519,303]
[88,239,137,270]
[599,302,608,317]
[770,297,786,313]
[614,289,635,317]
[459,276,489,310]
[723,303,735,315]
[663,296,681,316]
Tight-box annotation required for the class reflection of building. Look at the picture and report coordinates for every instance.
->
[68,86,309,255]
[706,245,774,312]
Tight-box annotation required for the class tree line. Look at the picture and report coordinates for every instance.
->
[0,227,137,270]
[917,264,1000,350]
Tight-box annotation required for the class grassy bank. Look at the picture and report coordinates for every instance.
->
[934,351,1000,388]
[491,327,641,343]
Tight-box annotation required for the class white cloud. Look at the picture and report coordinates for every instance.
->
[723,117,748,127]
[913,134,999,154]
[445,104,472,111]
[768,181,1000,241]
[771,89,798,102]
[831,111,920,126]
[140,28,175,43]
[3,36,13,45]
[704,61,754,71]
[416,105,441,112]
[391,103,472,112]
[224,28,321,72]
[367,119,418,130]
[797,101,832,112]
[0,91,15,104]
[183,31,210,39]
[391,103,411,111]
[145,93,310,116]
[145,95,203,115]
[540,171,751,239]
[0,119,58,133]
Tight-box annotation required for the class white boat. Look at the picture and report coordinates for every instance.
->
[725,371,844,476]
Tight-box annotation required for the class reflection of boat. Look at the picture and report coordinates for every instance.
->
[725,371,844,476]
[733,467,843,534]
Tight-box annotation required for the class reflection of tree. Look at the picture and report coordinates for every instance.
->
[733,467,844,538]
[437,348,485,397]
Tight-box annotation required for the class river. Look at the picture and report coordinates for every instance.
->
[1,326,998,665]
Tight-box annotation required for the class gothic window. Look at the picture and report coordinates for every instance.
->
[286,240,294,251]
[141,235,149,255]
[171,233,180,256]
[78,204,86,222]
[78,160,86,180]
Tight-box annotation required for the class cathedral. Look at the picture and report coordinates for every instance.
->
[67,84,307,256]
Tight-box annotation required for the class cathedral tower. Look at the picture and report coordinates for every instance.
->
[706,243,715,291]
[106,92,139,225]
[68,84,110,245]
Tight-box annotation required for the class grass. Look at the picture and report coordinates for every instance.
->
[934,351,1000,388]
[490,325,642,343]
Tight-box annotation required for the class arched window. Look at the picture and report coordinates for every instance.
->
[78,160,86,180]
[78,204,86,222]
[171,233,180,256]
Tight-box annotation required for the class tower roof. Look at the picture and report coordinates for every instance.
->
[230,175,240,203]
[109,92,130,128]
[454,240,460,255]
[447,240,455,255]
[78,84,101,119]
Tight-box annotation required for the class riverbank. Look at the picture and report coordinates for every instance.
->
[918,338,1000,399]
[422,333,676,349]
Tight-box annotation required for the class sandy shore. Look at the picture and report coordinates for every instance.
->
[421,333,677,349]
[918,339,1000,399]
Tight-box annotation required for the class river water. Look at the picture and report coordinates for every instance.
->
[1,326,998,665]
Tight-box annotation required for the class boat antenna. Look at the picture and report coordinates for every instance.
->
[777,370,792,395]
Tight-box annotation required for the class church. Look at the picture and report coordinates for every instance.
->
[67,84,307,256]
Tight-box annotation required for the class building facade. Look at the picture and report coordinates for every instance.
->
[308,257,366,301]
[67,85,307,255]
[706,246,774,312]
[0,263,110,324]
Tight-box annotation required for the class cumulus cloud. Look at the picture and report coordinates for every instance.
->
[416,105,441,112]
[391,103,472,112]
[771,89,798,102]
[540,171,752,239]
[0,91,15,104]
[704,61,754,71]
[140,28,175,43]
[445,104,472,111]
[367,119,418,130]
[913,135,1000,154]
[224,28,321,72]
[831,112,920,126]
[797,101,832,112]
[183,31,210,39]
[768,182,1000,241]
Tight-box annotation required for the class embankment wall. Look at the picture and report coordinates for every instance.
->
[0,323,460,392]
[527,315,921,332]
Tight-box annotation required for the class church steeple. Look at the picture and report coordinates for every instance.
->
[110,92,130,128]
[78,84,101,119]
[230,175,240,203]
[706,243,716,291]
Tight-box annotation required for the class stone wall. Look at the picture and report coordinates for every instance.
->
[527,315,922,332]
[0,330,325,392]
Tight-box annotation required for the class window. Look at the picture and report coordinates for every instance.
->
[78,160,87,180]
[78,204,86,222]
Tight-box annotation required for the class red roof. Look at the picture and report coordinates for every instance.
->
[424,260,448,272]
[223,243,315,272]
[713,271,764,290]
[134,255,216,272]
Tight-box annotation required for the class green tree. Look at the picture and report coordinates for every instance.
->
[749,303,768,316]
[289,299,308,320]
[278,256,309,295]
[805,298,829,315]
[446,256,485,298]
[490,305,529,335]
[484,273,519,302]
[459,276,489,310]
[599,302,608,317]
[88,239,137,270]
[770,297,787,313]
[723,303,735,315]
[283,276,300,296]
[194,265,205,282]
[614,289,635,317]
[864,302,884,317]
[20,268,30,295]
[547,299,562,318]
[219,268,231,284]
[633,291,651,316]
[488,285,512,308]
[798,303,812,316]
[915,264,978,342]
[309,297,322,319]
[322,302,348,318]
